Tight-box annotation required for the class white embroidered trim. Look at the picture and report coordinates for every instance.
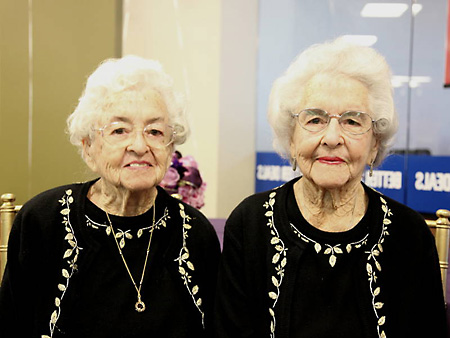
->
[290,223,369,267]
[42,189,83,338]
[174,203,205,328]
[365,196,392,338]
[265,188,391,338]
[43,196,205,335]
[85,207,170,248]
[264,191,288,338]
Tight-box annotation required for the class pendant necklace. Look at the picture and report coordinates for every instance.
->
[105,202,155,312]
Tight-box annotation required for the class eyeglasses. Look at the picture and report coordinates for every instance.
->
[95,121,175,148]
[291,108,375,135]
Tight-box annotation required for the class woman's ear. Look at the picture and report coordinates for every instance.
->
[165,144,175,169]
[82,138,97,172]
[289,138,297,162]
[368,136,380,165]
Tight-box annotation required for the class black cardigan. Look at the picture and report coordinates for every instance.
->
[0,180,220,338]
[214,177,447,338]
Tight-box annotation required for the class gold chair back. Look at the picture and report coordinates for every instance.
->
[0,193,21,282]
[425,209,450,303]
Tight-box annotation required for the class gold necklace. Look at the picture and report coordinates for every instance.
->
[105,203,155,312]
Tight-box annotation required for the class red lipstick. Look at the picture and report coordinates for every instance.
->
[317,156,345,164]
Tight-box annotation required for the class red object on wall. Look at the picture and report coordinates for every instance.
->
[445,0,450,87]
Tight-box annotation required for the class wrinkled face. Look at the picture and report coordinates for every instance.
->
[290,73,379,190]
[83,89,174,192]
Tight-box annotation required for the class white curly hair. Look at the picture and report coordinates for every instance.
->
[67,55,189,158]
[267,37,398,167]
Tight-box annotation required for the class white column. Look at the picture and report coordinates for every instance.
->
[122,0,257,218]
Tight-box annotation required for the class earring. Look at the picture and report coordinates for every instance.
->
[292,158,297,171]
[369,161,374,177]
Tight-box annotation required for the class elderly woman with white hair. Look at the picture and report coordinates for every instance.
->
[0,56,220,337]
[214,38,447,338]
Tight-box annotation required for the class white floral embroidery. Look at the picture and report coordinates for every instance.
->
[174,203,205,328]
[85,207,170,248]
[42,190,83,338]
[263,191,288,338]
[290,223,369,267]
[365,196,392,338]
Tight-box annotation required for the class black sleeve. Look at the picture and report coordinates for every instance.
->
[0,207,42,337]
[196,212,222,337]
[213,205,259,338]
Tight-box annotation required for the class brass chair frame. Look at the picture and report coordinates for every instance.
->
[0,193,21,282]
[425,209,450,303]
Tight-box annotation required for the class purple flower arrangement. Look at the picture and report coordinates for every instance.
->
[160,151,206,209]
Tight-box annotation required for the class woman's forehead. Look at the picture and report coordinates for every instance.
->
[98,89,169,124]
[299,74,370,112]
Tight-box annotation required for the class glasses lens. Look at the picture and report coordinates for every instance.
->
[297,109,329,132]
[101,122,174,147]
[143,123,174,147]
[102,122,133,145]
[339,111,372,135]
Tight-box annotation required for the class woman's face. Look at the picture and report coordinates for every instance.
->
[83,89,174,192]
[290,73,379,190]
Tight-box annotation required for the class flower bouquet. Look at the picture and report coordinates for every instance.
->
[160,151,206,209]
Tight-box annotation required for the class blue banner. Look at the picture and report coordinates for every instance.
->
[363,154,406,203]
[255,152,450,214]
[255,152,298,192]
[406,155,450,213]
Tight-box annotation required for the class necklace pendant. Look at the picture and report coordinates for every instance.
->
[135,299,146,312]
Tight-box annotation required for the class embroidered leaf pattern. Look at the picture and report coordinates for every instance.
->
[175,203,205,328]
[290,224,368,268]
[44,190,83,338]
[85,207,170,246]
[264,191,287,338]
[315,243,322,253]
[334,247,343,254]
[187,261,195,270]
[60,208,70,215]
[329,255,337,267]
[365,196,392,338]
[63,249,73,259]
[50,311,58,324]
[272,253,280,264]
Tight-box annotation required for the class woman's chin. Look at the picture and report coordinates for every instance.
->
[307,174,355,191]
[117,179,159,193]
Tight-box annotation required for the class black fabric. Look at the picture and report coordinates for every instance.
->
[0,180,220,338]
[286,186,374,338]
[213,177,447,338]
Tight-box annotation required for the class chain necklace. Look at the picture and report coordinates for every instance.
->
[105,202,155,312]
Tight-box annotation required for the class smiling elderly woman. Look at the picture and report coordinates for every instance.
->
[0,56,220,338]
[214,38,447,338]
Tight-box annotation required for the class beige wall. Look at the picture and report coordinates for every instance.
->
[123,0,258,218]
[0,0,258,218]
[0,0,122,205]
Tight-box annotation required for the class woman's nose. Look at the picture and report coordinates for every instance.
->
[127,130,149,153]
[321,118,343,147]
